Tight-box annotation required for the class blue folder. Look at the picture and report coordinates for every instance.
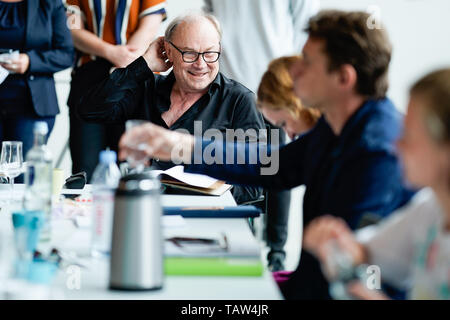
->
[163,205,261,218]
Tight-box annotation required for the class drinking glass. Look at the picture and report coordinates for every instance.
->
[0,141,23,199]
[125,120,150,173]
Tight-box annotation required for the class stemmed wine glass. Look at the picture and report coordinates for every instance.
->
[0,141,23,200]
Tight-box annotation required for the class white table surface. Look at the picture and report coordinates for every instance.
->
[0,183,237,206]
[1,184,282,300]
[51,219,281,300]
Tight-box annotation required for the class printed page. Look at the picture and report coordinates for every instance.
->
[158,165,219,189]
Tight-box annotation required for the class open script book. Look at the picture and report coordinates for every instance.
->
[152,165,232,196]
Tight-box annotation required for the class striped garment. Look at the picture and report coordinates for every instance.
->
[66,0,166,66]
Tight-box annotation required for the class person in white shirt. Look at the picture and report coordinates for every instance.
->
[303,68,450,300]
[203,0,320,93]
[203,0,320,272]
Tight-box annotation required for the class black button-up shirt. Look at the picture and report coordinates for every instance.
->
[76,56,265,204]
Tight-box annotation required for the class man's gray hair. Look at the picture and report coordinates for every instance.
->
[164,12,222,41]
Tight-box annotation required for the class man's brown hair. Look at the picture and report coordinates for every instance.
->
[306,10,392,99]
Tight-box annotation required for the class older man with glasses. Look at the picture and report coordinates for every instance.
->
[75,12,265,205]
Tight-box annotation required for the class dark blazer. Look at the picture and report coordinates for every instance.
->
[187,98,416,228]
[23,0,74,117]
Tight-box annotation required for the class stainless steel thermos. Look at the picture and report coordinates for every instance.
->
[109,172,163,290]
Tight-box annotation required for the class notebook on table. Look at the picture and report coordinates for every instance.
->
[153,165,232,196]
[164,228,263,276]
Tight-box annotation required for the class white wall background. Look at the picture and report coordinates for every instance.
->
[51,0,450,270]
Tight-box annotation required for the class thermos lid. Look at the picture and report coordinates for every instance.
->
[116,171,161,196]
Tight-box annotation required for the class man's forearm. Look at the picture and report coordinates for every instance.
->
[77,57,151,123]
[71,29,113,60]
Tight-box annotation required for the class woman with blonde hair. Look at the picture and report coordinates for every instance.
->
[252,56,321,272]
[257,55,321,139]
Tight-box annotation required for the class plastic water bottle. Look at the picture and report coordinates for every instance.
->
[91,150,121,258]
[23,122,53,242]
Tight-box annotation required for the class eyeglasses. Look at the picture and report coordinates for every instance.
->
[167,40,221,63]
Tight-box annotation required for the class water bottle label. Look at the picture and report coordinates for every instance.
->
[92,192,115,254]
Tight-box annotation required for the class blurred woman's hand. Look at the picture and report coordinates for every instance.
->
[303,215,367,267]
[346,281,389,300]
[0,53,30,74]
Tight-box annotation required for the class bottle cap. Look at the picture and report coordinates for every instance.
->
[34,122,48,135]
[99,150,117,164]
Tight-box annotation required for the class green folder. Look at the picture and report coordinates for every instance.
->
[164,257,264,277]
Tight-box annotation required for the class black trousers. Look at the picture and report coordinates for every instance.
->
[266,188,291,256]
[264,124,291,259]
[68,58,124,182]
[69,109,124,182]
